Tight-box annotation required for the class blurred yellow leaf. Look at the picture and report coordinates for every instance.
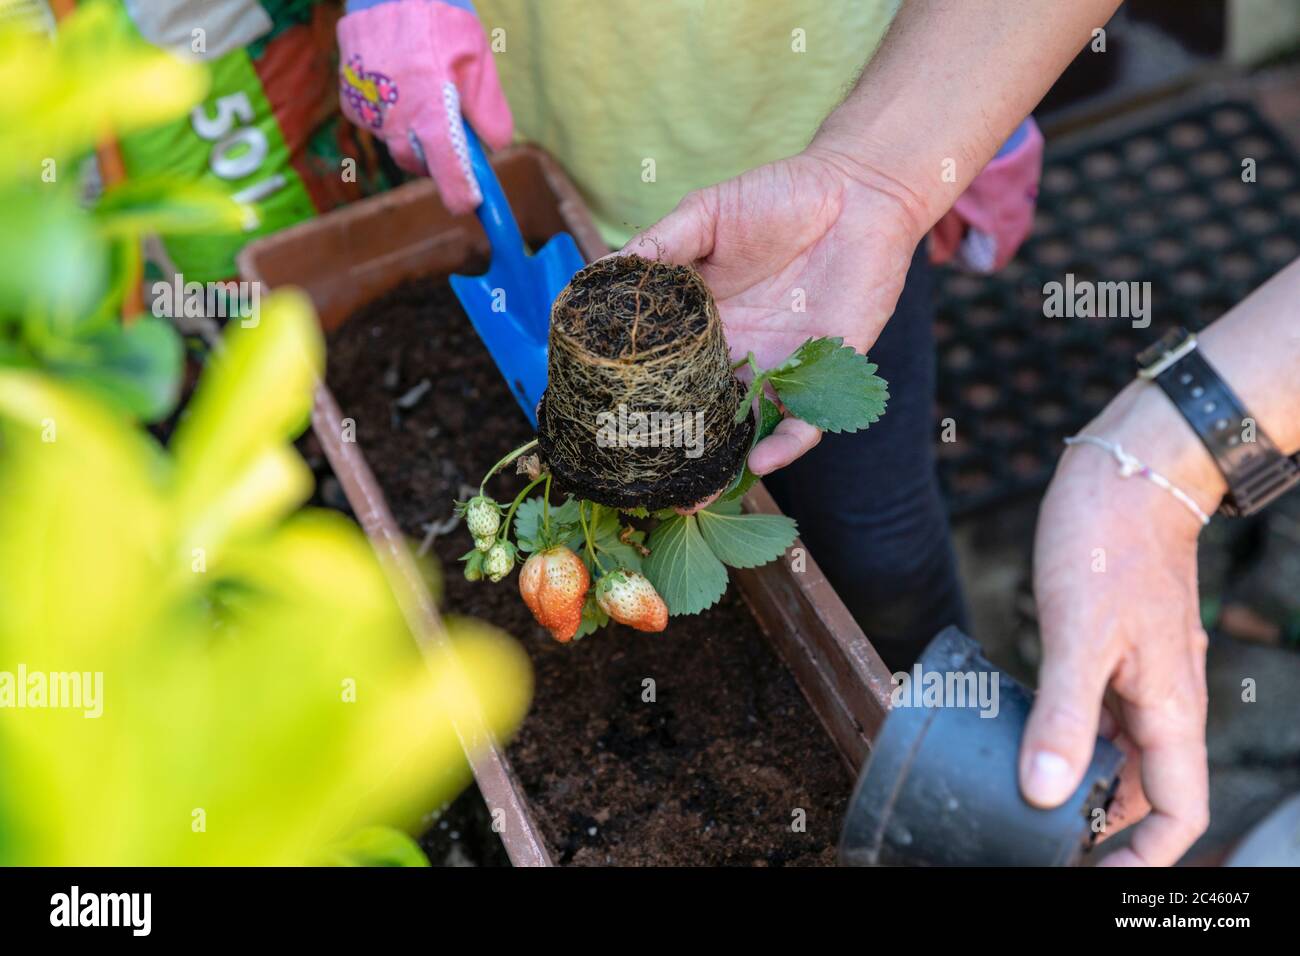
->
[0,293,532,865]
[171,289,321,561]
[94,178,256,239]
[0,2,208,183]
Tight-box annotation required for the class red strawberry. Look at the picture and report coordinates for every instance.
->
[518,546,590,643]
[595,570,668,633]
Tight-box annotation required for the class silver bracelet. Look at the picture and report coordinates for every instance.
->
[1064,434,1211,526]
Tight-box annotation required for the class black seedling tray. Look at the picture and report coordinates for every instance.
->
[935,98,1300,516]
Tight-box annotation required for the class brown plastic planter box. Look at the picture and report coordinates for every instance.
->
[238,146,892,866]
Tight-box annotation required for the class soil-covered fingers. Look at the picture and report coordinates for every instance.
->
[747,417,822,476]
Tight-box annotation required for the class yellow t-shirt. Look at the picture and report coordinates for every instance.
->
[475,0,900,247]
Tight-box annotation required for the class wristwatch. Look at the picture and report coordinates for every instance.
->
[1136,327,1300,516]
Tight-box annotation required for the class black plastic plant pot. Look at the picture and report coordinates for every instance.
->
[838,626,1124,866]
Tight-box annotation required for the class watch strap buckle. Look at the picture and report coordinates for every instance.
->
[1137,331,1199,380]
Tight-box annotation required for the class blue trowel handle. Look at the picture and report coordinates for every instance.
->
[461,122,535,317]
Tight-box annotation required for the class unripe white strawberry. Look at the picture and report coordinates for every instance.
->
[595,569,668,633]
[465,496,501,550]
[484,542,515,582]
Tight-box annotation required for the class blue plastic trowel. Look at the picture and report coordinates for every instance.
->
[442,123,585,425]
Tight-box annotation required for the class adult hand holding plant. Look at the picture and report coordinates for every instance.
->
[630,0,1124,476]
[627,149,923,476]
[459,0,1128,642]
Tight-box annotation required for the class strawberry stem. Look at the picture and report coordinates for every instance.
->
[479,438,539,496]
[500,474,546,543]
[579,500,606,574]
[541,473,552,536]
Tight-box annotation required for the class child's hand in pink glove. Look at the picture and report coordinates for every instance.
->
[337,0,512,214]
[930,118,1044,274]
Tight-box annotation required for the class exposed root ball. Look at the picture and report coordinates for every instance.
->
[537,255,753,510]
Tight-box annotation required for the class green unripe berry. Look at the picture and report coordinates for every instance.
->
[484,542,515,582]
[466,496,501,544]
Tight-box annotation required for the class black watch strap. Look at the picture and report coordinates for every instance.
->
[1137,328,1300,517]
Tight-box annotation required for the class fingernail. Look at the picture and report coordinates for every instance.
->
[1024,750,1075,806]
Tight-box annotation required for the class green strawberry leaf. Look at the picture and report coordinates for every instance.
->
[586,503,645,573]
[695,507,797,569]
[511,499,538,549]
[573,591,610,640]
[765,337,889,433]
[723,395,783,501]
[513,495,582,553]
[706,496,744,516]
[643,514,728,616]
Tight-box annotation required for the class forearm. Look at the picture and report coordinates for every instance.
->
[1199,259,1300,456]
[1087,257,1300,521]
[812,0,1121,231]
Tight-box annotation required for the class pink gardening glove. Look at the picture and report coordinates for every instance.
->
[930,118,1044,273]
[337,0,513,214]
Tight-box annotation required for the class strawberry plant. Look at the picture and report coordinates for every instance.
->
[456,308,890,638]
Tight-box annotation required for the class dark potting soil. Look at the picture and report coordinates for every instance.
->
[550,255,711,359]
[323,276,849,866]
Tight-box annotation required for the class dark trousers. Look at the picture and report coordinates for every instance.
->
[763,248,968,671]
